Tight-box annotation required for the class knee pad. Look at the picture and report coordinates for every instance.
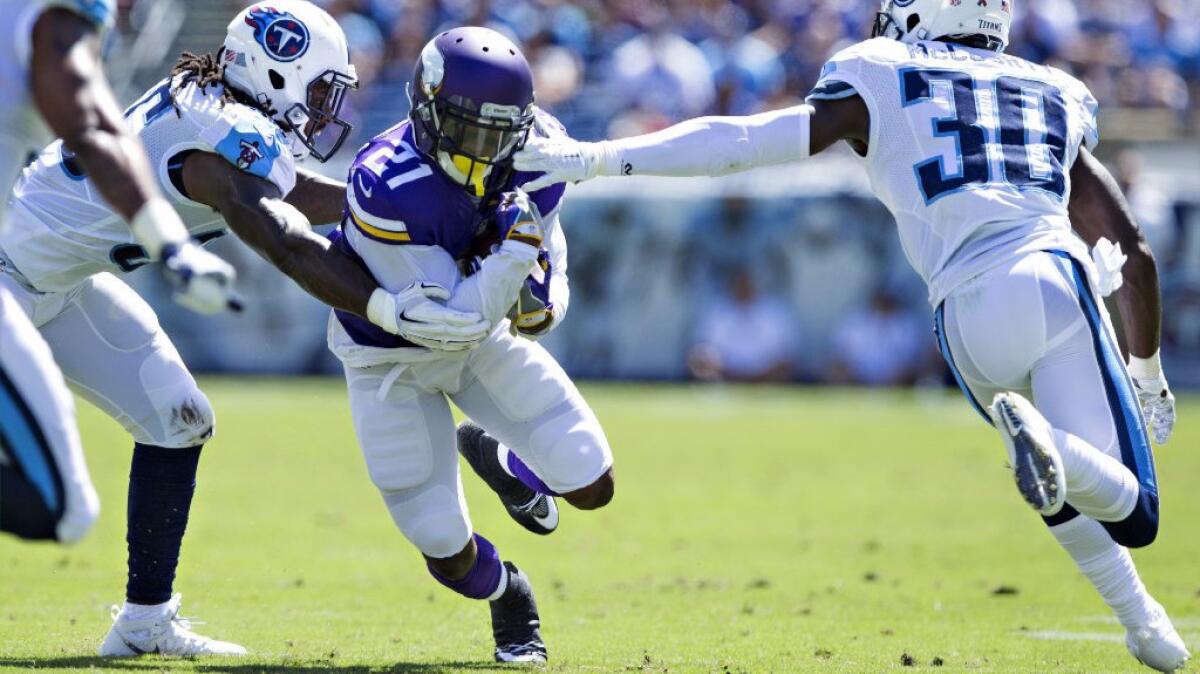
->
[1101,489,1159,549]
[529,406,613,494]
[147,385,215,448]
[382,484,471,558]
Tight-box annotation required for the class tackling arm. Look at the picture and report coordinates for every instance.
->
[1068,148,1161,361]
[285,167,348,226]
[181,152,375,317]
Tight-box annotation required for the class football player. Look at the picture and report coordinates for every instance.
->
[514,1,1188,671]
[0,0,237,547]
[3,0,492,657]
[326,27,616,663]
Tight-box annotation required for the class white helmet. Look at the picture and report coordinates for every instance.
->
[873,0,1014,51]
[223,1,359,161]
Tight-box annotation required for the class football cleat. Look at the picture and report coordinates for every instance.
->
[991,392,1066,516]
[457,422,558,535]
[490,562,547,663]
[98,594,247,657]
[1127,601,1191,673]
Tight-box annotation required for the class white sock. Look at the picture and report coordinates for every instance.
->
[1049,516,1153,628]
[1053,429,1139,521]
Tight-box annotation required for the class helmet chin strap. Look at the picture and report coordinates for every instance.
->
[439,151,492,197]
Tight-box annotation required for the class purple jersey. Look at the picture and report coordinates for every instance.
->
[333,110,568,348]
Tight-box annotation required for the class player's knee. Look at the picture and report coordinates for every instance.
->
[383,485,471,558]
[55,487,100,545]
[1102,490,1159,549]
[565,469,615,511]
[154,387,214,448]
[425,540,476,581]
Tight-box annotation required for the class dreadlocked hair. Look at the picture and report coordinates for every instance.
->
[170,52,238,105]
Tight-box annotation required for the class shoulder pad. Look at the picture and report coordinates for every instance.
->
[200,103,295,194]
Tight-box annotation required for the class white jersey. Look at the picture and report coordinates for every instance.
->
[809,38,1100,306]
[0,0,114,226]
[3,75,296,292]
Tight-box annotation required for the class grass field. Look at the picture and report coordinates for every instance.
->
[0,379,1195,673]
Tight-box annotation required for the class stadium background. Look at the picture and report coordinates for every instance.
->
[105,0,1200,386]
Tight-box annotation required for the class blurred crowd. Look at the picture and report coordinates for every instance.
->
[312,0,1200,145]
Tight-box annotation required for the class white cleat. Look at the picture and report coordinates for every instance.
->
[991,392,1066,516]
[1127,602,1191,673]
[98,593,247,657]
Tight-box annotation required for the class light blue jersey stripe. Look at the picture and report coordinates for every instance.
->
[0,369,60,512]
[1051,251,1157,495]
[934,305,991,423]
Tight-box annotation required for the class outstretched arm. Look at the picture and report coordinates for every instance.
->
[1069,147,1174,444]
[285,167,347,226]
[181,152,374,316]
[515,96,870,191]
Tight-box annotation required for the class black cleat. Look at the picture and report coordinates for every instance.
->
[457,422,558,535]
[490,562,547,664]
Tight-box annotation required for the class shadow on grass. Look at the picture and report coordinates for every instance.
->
[0,657,514,673]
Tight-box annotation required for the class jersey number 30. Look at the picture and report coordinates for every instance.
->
[900,69,1069,204]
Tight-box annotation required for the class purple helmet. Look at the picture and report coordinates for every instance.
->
[410,27,536,195]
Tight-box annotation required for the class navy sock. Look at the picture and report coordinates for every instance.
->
[125,443,202,605]
[505,452,560,497]
[428,533,508,600]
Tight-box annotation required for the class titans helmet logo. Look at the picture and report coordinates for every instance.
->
[245,6,310,63]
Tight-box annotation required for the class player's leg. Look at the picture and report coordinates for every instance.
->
[0,283,98,543]
[35,273,242,657]
[452,331,614,517]
[1031,253,1187,671]
[344,363,546,663]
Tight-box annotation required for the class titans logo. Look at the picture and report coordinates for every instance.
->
[244,7,310,62]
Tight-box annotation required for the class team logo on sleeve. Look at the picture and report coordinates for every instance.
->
[237,140,265,170]
[244,7,310,62]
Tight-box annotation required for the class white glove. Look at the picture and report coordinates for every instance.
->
[1091,237,1127,298]
[1129,353,1176,445]
[162,242,241,315]
[367,284,490,352]
[513,134,605,193]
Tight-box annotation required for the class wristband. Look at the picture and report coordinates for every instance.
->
[1128,351,1162,380]
[367,288,397,334]
[130,199,189,259]
[596,141,623,178]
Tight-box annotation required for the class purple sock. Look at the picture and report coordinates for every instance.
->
[428,533,507,600]
[505,451,560,497]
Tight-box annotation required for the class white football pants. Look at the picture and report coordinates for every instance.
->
[0,282,98,543]
[343,328,612,558]
[0,263,214,450]
[936,250,1157,520]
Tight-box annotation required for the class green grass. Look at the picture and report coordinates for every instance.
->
[0,379,1195,673]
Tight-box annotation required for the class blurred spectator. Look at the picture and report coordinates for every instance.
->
[826,288,926,386]
[688,268,798,382]
[1115,150,1176,260]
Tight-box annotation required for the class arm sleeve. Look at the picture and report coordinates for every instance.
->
[448,240,540,328]
[597,105,813,178]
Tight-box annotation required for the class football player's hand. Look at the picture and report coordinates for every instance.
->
[1133,372,1176,445]
[161,241,242,314]
[513,133,603,193]
[509,251,554,337]
[1091,237,1127,298]
[369,283,490,352]
[493,191,545,250]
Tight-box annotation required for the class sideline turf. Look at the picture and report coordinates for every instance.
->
[1,379,1195,673]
